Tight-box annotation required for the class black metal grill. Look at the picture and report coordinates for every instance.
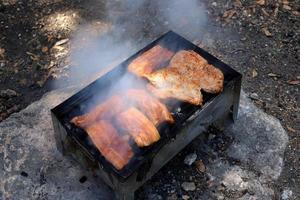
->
[51,31,242,200]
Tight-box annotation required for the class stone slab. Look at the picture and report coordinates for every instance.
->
[0,89,288,200]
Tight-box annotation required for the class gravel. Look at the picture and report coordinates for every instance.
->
[181,182,196,192]
[184,153,198,166]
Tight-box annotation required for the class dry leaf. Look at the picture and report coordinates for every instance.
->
[292,11,300,16]
[287,80,300,85]
[287,126,296,133]
[42,46,48,53]
[256,0,265,6]
[47,35,53,42]
[234,0,242,7]
[0,48,5,57]
[52,45,64,51]
[19,79,27,86]
[26,51,36,56]
[262,27,272,37]
[30,55,39,61]
[282,0,289,5]
[223,10,236,21]
[261,8,270,16]
[54,38,69,46]
[252,68,258,77]
[36,80,44,87]
[283,5,292,10]
[273,7,279,17]
[195,160,206,173]
[268,73,280,77]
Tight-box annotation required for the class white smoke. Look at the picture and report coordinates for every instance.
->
[52,0,208,89]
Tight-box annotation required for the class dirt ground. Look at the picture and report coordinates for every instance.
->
[0,0,299,199]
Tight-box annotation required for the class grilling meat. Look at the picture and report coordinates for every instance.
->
[144,50,223,105]
[85,120,133,170]
[128,45,174,77]
[115,107,160,147]
[146,68,203,105]
[169,50,224,93]
[71,95,126,128]
[71,89,174,128]
[125,89,174,126]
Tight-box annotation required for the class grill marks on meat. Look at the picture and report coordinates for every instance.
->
[142,50,224,105]
[125,89,174,126]
[128,45,174,77]
[85,121,133,170]
[115,107,160,147]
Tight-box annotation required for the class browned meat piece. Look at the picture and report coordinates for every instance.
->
[169,50,224,93]
[169,49,208,68]
[85,120,133,170]
[71,95,126,128]
[146,68,203,105]
[128,45,174,77]
[125,89,174,126]
[145,50,224,105]
[115,107,160,147]
[71,89,174,128]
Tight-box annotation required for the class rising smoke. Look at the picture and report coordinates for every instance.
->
[52,0,208,88]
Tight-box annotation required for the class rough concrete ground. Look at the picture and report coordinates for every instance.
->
[0,89,289,199]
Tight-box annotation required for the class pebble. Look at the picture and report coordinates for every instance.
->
[281,189,293,200]
[212,2,217,6]
[181,182,196,191]
[184,153,197,166]
[182,195,190,200]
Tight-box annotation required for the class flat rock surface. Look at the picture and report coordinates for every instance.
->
[0,89,289,200]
